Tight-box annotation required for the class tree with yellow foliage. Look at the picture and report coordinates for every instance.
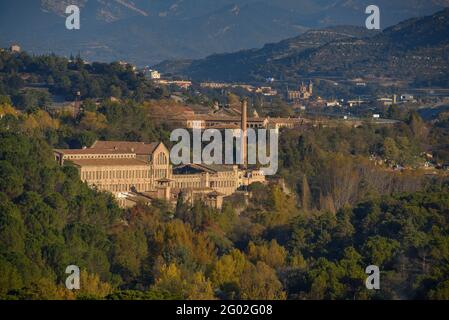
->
[240,262,286,300]
[0,102,19,118]
[33,110,60,130]
[21,110,60,133]
[246,240,287,270]
[186,272,215,300]
[209,249,249,288]
[75,270,113,299]
[152,263,214,300]
[22,115,39,132]
[79,111,107,131]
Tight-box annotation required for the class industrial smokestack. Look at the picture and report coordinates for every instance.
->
[74,91,81,117]
[241,99,248,169]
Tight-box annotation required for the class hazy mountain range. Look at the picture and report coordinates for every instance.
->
[155,8,449,87]
[0,0,448,66]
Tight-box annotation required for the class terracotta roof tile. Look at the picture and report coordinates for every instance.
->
[91,141,159,155]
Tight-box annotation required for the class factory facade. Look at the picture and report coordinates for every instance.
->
[54,101,266,209]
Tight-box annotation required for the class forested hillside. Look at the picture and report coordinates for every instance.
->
[1,42,449,299]
[278,114,446,212]
[1,93,449,299]
[0,50,167,111]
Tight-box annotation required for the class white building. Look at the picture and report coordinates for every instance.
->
[377,97,393,106]
[149,70,161,79]
[400,94,415,102]
[10,44,21,53]
[326,100,341,107]
[143,68,161,80]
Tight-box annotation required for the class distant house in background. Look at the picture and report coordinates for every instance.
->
[118,60,137,71]
[154,79,192,89]
[143,68,161,80]
[200,82,230,89]
[150,70,161,79]
[346,99,366,107]
[255,86,277,96]
[326,100,341,107]
[400,94,415,102]
[377,97,394,106]
[10,44,21,53]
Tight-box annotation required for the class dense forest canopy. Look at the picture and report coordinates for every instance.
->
[0,126,448,299]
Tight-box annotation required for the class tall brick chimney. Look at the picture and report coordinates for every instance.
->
[74,91,81,117]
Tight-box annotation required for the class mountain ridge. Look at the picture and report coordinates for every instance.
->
[1,1,448,65]
[155,8,449,86]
